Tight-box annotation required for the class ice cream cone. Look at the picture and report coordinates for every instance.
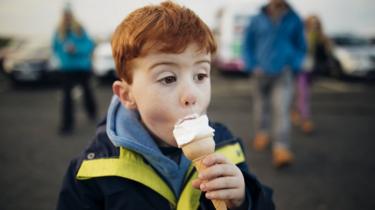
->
[182,136,227,210]
[173,114,227,210]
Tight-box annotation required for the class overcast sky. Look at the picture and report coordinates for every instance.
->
[0,0,374,39]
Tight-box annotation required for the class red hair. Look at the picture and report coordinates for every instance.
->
[111,1,217,83]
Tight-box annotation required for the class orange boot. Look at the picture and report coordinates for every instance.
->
[273,147,294,168]
[253,132,270,151]
[301,120,314,134]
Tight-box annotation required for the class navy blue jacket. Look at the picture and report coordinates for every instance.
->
[56,121,275,210]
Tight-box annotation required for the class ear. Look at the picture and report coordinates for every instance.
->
[112,80,137,109]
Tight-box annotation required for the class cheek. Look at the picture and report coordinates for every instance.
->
[141,107,179,146]
[137,92,177,124]
[198,84,211,112]
[137,100,177,139]
[145,106,172,125]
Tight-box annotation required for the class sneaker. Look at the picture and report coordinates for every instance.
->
[253,133,270,151]
[301,120,314,134]
[273,147,294,168]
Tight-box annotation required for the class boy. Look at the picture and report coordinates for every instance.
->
[57,1,274,210]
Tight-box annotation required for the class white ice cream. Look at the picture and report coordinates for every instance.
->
[173,114,215,148]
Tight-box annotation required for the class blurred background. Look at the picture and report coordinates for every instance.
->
[1,0,375,84]
[0,0,374,210]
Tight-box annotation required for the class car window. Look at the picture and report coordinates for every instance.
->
[332,36,369,47]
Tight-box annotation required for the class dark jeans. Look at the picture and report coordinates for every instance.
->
[60,71,97,131]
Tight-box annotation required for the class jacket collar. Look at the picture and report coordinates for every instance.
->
[106,95,190,196]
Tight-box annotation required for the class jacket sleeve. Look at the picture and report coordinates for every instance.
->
[290,16,307,73]
[234,142,275,210]
[52,32,64,65]
[238,162,275,210]
[52,32,60,55]
[56,159,102,210]
[242,16,258,72]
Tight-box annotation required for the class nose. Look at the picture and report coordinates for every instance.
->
[180,88,197,108]
[182,96,196,107]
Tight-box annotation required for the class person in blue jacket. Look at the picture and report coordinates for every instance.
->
[57,1,275,210]
[52,4,97,135]
[243,0,306,167]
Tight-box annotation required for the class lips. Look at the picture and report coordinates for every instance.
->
[175,113,199,125]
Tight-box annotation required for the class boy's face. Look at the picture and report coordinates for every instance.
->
[114,43,212,147]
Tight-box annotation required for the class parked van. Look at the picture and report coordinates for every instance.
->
[213,3,257,73]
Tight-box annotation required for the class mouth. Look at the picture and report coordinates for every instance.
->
[175,113,199,125]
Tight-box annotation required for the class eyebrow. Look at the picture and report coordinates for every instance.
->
[195,59,211,65]
[149,62,178,71]
[148,59,211,71]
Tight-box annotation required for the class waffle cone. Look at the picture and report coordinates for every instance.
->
[181,136,227,210]
[193,157,227,210]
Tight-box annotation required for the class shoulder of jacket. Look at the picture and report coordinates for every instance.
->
[210,121,241,145]
[79,121,120,161]
[211,121,231,134]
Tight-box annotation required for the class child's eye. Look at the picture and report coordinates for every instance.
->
[159,76,177,85]
[195,73,208,81]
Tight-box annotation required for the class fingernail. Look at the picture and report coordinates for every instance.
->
[206,192,212,199]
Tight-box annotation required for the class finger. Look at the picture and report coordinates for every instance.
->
[202,153,230,167]
[199,163,237,180]
[191,179,203,189]
[200,176,241,192]
[205,188,243,201]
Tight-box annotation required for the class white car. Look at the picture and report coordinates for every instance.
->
[92,41,117,81]
[3,39,59,84]
[330,34,375,78]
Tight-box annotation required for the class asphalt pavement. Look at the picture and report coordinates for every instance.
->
[0,72,374,210]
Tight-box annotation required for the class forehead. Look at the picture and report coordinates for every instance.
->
[132,44,211,68]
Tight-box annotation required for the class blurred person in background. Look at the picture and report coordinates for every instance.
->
[291,15,332,134]
[243,0,306,167]
[52,4,97,135]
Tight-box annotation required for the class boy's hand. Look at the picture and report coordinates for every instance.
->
[191,153,246,209]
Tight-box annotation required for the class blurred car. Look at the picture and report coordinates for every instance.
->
[92,41,117,81]
[330,34,375,78]
[3,39,59,85]
[0,38,24,74]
